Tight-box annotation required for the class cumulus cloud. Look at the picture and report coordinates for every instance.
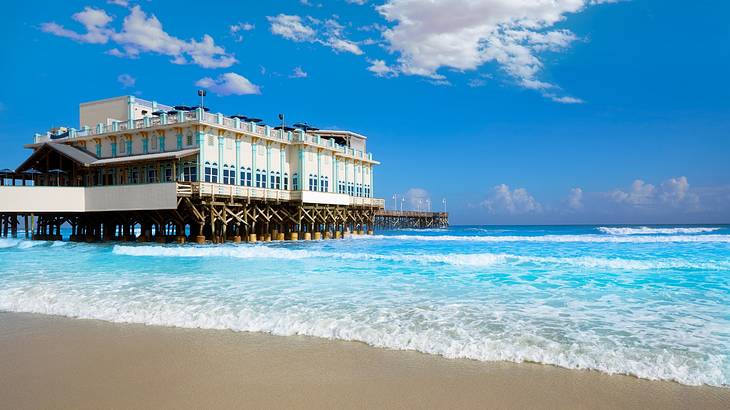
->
[367,59,398,77]
[267,14,363,55]
[41,5,236,69]
[567,187,584,210]
[289,66,308,78]
[195,73,261,96]
[482,184,542,215]
[404,188,431,211]
[609,176,700,210]
[117,73,136,88]
[374,0,615,101]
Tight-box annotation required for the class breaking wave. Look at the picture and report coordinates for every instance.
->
[597,226,722,235]
[112,244,730,270]
[360,234,730,243]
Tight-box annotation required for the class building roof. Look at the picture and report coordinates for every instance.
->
[15,142,199,172]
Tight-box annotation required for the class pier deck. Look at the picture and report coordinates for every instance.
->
[374,210,449,229]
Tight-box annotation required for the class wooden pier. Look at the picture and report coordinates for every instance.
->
[373,210,449,229]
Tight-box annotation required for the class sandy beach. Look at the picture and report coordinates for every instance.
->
[0,312,727,409]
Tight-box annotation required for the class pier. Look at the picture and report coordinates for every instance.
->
[0,95,386,243]
[374,210,449,229]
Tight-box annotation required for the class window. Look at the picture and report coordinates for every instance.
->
[176,135,183,150]
[142,138,149,154]
[183,162,197,182]
[223,165,231,185]
[270,174,275,189]
[204,162,213,182]
[111,142,117,157]
[320,176,328,192]
[128,168,139,184]
[211,163,218,183]
[159,136,166,152]
[147,167,157,183]
[126,140,132,155]
[95,143,101,157]
[255,169,261,188]
[151,136,158,150]
[283,173,289,190]
[241,167,252,187]
[275,172,281,190]
[186,134,193,146]
[293,173,299,190]
[309,174,317,191]
[261,170,267,188]
[120,140,126,154]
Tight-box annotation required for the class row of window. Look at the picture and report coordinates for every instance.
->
[204,162,290,190]
[202,163,370,196]
[95,135,195,158]
[338,181,371,197]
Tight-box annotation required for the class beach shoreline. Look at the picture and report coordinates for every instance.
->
[1,311,727,409]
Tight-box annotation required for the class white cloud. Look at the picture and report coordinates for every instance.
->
[267,14,364,55]
[404,188,431,211]
[117,73,136,88]
[195,73,261,96]
[567,187,583,210]
[375,0,616,101]
[289,66,308,78]
[41,5,236,69]
[346,0,368,4]
[610,176,700,210]
[41,7,112,44]
[367,59,398,77]
[107,0,129,6]
[267,14,317,42]
[481,184,542,215]
[230,22,254,42]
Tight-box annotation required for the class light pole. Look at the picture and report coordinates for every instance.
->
[442,198,447,212]
[392,194,398,210]
[417,199,422,212]
[400,197,404,212]
[198,89,206,108]
[426,199,431,212]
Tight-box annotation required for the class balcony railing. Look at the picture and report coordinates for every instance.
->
[32,108,375,161]
[178,182,384,208]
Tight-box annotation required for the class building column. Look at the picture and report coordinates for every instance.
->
[252,140,257,185]
[218,134,224,180]
[279,146,285,189]
[197,131,205,177]
[333,156,338,193]
[344,159,349,195]
[299,147,306,190]
[235,139,241,185]
[316,150,322,191]
[266,144,271,188]
[369,165,374,197]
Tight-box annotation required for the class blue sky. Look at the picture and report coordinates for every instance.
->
[1,0,729,224]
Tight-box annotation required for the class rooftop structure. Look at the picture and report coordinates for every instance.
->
[0,95,385,243]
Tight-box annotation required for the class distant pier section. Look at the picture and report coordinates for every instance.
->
[374,210,449,229]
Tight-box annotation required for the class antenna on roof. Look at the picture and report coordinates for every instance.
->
[278,113,285,130]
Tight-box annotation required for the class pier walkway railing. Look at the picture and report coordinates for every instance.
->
[374,210,449,229]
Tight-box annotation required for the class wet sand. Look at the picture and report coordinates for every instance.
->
[0,312,728,409]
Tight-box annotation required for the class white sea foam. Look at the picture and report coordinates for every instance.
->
[358,234,730,243]
[597,226,722,235]
[0,284,726,387]
[112,244,730,270]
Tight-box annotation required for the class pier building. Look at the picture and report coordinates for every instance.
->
[0,96,385,243]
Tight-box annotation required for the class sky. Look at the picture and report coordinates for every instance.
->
[1,0,729,225]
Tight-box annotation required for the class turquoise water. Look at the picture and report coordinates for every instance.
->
[1,225,729,387]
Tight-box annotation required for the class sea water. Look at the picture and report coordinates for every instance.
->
[1,225,728,387]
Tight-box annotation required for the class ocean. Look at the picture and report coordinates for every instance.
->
[1,225,728,387]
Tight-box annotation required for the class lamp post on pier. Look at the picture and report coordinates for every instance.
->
[400,197,404,212]
[442,198,447,212]
[392,194,398,211]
